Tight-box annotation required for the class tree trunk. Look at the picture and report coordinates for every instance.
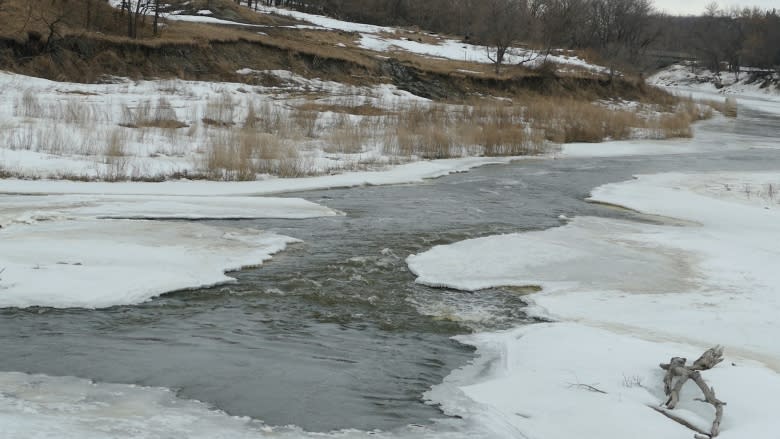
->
[153,0,160,36]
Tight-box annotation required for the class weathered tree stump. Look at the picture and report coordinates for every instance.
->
[659,346,726,438]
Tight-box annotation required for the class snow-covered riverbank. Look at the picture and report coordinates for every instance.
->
[404,71,780,439]
[0,194,341,308]
[649,63,780,115]
[409,170,780,438]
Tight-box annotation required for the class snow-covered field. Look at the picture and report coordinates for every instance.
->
[0,69,436,180]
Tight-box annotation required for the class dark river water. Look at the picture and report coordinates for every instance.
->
[1,107,779,433]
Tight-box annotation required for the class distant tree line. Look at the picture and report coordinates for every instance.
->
[232,0,779,75]
[651,4,780,75]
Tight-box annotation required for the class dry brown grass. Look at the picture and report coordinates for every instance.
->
[203,129,254,180]
[251,133,314,177]
[294,28,361,47]
[525,99,641,143]
[651,114,693,138]
[121,98,188,129]
[416,125,455,159]
[100,155,129,181]
[201,125,316,180]
[0,0,273,43]
[250,102,285,134]
[1,91,711,182]
[202,93,235,127]
[57,100,98,125]
[0,0,374,84]
[0,163,12,179]
[519,96,712,143]
[697,97,737,118]
[383,102,542,158]
[14,92,109,125]
[104,128,127,158]
[478,123,545,155]
[5,125,67,154]
[324,119,366,154]
[453,102,545,155]
[291,108,319,138]
[379,95,713,159]
[642,99,713,139]
[389,50,515,79]
[380,29,444,46]
[14,90,44,118]
[296,102,391,116]
[254,29,379,74]
[157,21,265,46]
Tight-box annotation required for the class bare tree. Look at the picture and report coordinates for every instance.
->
[153,0,162,36]
[689,8,743,74]
[735,8,780,75]
[474,0,532,74]
[535,0,589,49]
[85,0,96,30]
[21,0,76,50]
[704,1,720,17]
[577,0,656,78]
[121,0,153,38]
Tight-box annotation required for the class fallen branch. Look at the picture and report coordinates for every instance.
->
[567,382,607,394]
[648,405,711,437]
[659,346,726,438]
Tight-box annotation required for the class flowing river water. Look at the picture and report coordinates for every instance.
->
[1,106,779,434]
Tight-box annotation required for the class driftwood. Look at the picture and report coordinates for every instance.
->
[659,346,726,438]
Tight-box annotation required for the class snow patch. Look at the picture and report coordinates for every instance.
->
[0,219,298,308]
[0,194,339,226]
[0,157,525,197]
[433,322,780,439]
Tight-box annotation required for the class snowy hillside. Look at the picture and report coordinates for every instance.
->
[651,63,780,100]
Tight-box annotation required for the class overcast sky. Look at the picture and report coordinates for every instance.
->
[653,0,778,15]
